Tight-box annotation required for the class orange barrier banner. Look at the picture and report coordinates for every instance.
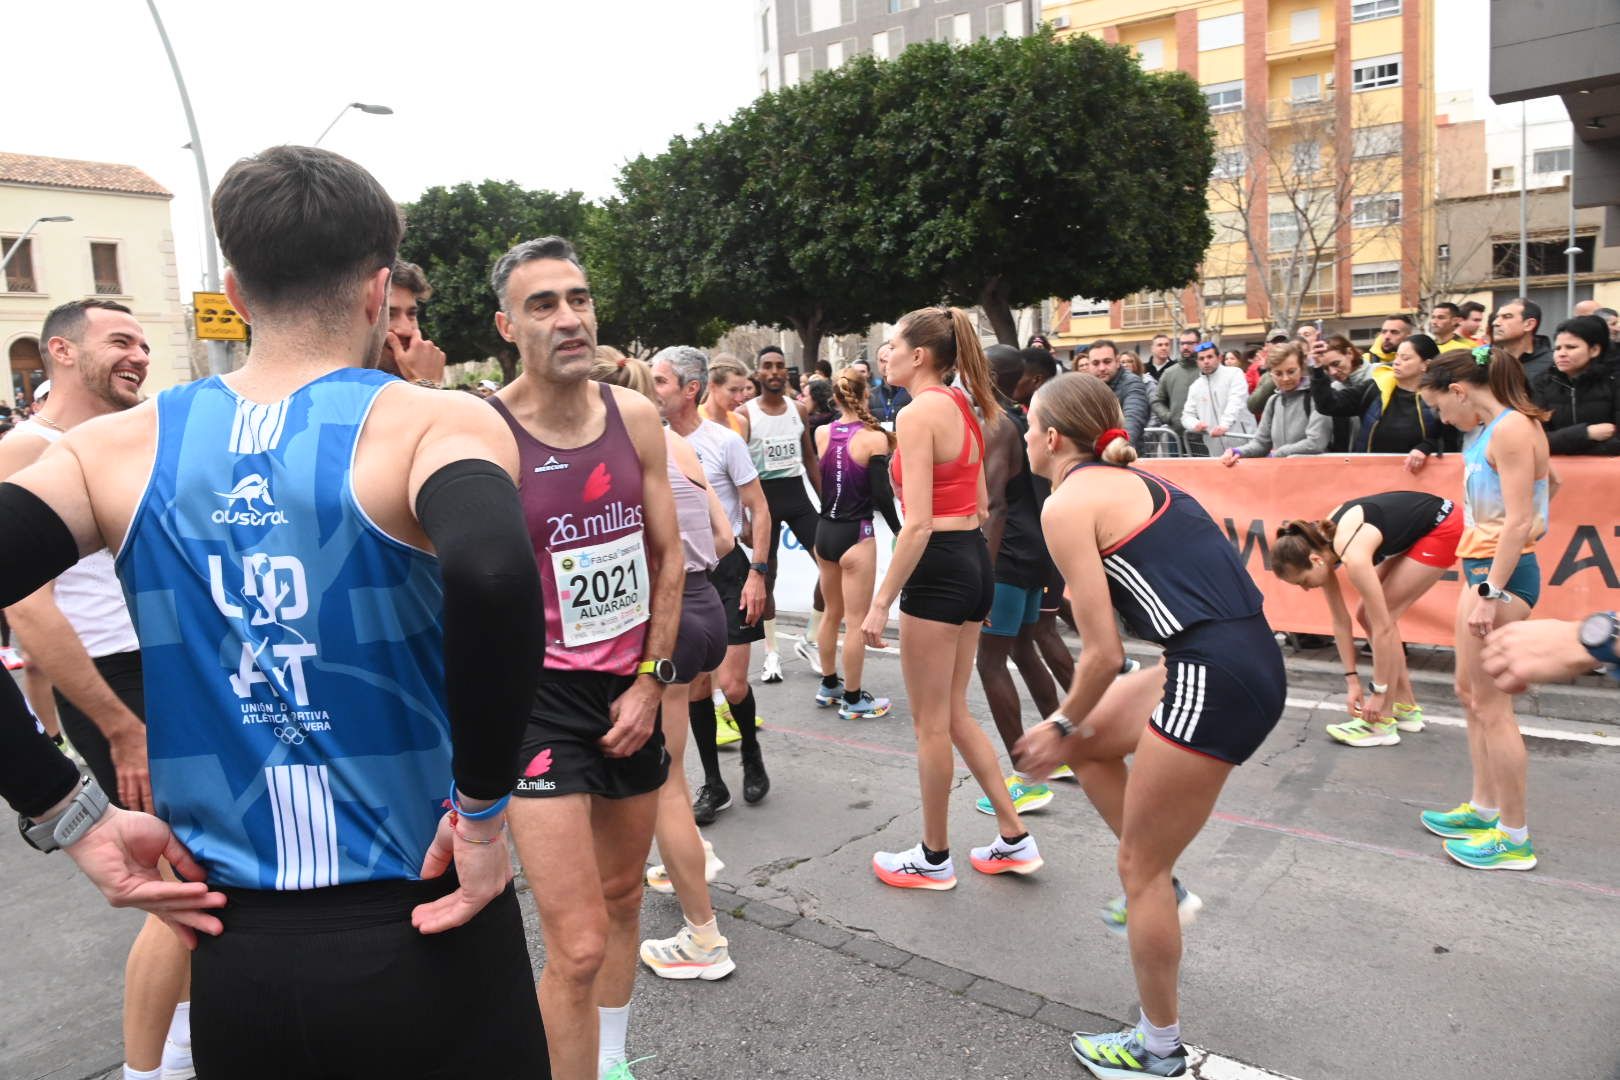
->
[1141,456,1620,647]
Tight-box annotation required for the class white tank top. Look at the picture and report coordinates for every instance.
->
[744,398,805,480]
[10,422,140,659]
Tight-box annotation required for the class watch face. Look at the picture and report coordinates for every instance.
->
[655,658,678,684]
[1476,582,1493,598]
[1580,614,1614,649]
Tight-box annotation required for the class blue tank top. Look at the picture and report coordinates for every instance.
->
[1069,464,1264,645]
[117,370,450,891]
[1458,408,1549,560]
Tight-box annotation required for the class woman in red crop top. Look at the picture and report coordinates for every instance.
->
[861,306,1043,891]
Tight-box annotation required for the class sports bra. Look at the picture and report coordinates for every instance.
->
[892,386,982,519]
[1329,492,1452,566]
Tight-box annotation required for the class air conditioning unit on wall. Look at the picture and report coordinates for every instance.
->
[1051,15,1070,29]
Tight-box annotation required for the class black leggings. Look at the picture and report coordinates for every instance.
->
[55,650,142,808]
[192,877,547,1079]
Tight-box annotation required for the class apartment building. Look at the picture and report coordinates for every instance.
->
[759,0,1035,92]
[2,152,191,405]
[1044,0,1433,353]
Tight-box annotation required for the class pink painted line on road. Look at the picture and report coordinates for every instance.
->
[770,724,1620,901]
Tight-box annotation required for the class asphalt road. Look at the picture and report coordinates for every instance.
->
[4,638,1619,1080]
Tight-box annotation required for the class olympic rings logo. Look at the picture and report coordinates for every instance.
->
[272,724,306,746]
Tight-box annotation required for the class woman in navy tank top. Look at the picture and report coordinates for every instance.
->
[1014,373,1286,1079]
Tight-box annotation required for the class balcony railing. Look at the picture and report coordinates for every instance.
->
[1269,92,1335,125]
[95,280,123,295]
[1265,28,1336,55]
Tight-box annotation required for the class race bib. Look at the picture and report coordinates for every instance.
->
[762,434,801,471]
[552,532,650,647]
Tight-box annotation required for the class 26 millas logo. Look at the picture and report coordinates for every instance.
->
[213,474,289,526]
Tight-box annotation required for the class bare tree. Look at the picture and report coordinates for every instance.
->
[1207,94,1407,334]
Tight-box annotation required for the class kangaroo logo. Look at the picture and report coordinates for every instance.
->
[212,474,288,526]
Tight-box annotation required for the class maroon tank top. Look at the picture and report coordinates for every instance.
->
[490,384,648,675]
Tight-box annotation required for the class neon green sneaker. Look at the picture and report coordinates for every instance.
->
[714,701,741,747]
[974,776,1054,816]
[1420,802,1500,839]
[600,1055,654,1080]
[1393,702,1425,733]
[1325,716,1400,747]
[1444,828,1536,871]
[1049,764,1075,781]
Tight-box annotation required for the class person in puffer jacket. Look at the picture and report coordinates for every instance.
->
[1532,315,1620,456]
[1309,333,1460,468]
[1221,343,1332,464]
[1181,341,1256,455]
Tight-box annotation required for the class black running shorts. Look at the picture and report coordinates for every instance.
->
[192,876,547,1079]
[899,529,994,625]
[672,572,728,683]
[709,546,765,647]
[814,517,874,563]
[514,671,668,799]
[54,650,142,809]
[1148,613,1286,765]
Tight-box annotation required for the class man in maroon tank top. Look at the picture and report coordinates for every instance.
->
[489,237,684,1080]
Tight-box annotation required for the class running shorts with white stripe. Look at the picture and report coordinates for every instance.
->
[1148,612,1286,765]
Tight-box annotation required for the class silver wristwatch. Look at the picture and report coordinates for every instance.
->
[18,775,111,853]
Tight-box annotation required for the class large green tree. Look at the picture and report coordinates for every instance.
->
[399,181,592,382]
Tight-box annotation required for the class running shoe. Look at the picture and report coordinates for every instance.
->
[1419,802,1500,839]
[1443,828,1537,871]
[1049,764,1076,781]
[1393,702,1425,733]
[1071,1028,1188,1079]
[0,646,23,671]
[639,925,736,980]
[600,1056,653,1080]
[740,745,770,804]
[838,690,891,719]
[1101,879,1202,935]
[969,833,1043,876]
[814,678,845,707]
[646,839,724,893]
[692,784,732,825]
[1325,716,1401,748]
[974,776,1053,816]
[715,698,741,747]
[873,843,957,890]
[793,637,822,675]
[761,650,784,683]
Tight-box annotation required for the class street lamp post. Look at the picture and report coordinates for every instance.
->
[144,0,231,377]
[0,215,72,274]
[314,103,394,147]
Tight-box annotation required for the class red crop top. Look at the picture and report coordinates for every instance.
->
[891,386,983,519]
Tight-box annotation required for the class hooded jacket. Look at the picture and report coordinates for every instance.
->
[1531,355,1620,456]
[1309,365,1460,455]
[1231,385,1332,458]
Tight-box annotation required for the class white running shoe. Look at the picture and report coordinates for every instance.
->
[645,839,724,893]
[639,924,736,981]
[792,637,822,675]
[969,833,1044,876]
[873,843,957,890]
[761,650,784,683]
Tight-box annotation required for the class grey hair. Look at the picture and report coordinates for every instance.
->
[489,235,585,310]
[1598,307,1619,320]
[652,346,709,399]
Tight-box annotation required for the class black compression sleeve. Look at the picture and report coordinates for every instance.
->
[0,664,83,818]
[416,459,544,801]
[0,482,79,608]
[868,455,902,535]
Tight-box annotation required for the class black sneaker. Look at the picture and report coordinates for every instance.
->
[692,783,732,825]
[740,746,770,805]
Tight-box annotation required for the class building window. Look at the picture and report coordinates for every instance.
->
[1351,0,1401,22]
[1121,292,1171,329]
[1492,236,1595,279]
[887,0,919,10]
[1198,12,1243,51]
[1269,211,1304,249]
[1532,147,1573,174]
[1290,74,1321,103]
[827,38,857,69]
[1135,38,1163,70]
[1203,80,1244,114]
[1351,194,1401,226]
[1352,123,1402,159]
[1490,165,1516,191]
[985,1,1025,38]
[1351,261,1401,295]
[937,12,972,44]
[1289,9,1320,43]
[872,26,903,59]
[1291,139,1322,173]
[1212,147,1246,179]
[91,242,122,294]
[796,0,810,35]
[1271,261,1336,314]
[1,237,37,293]
[809,0,849,33]
[1209,210,1246,245]
[784,49,811,85]
[762,9,772,52]
[1069,295,1110,317]
[1201,275,1245,306]
[1351,54,1401,92]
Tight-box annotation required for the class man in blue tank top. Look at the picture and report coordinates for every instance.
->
[0,146,549,1079]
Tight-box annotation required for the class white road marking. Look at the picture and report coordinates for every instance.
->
[1284,695,1616,746]
[1185,1047,1306,1079]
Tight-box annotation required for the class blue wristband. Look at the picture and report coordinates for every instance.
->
[449,783,510,821]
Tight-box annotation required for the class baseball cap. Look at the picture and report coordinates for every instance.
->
[478,379,499,392]
[1265,328,1290,344]
[33,379,52,400]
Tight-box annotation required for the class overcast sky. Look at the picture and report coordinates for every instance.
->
[4,0,758,293]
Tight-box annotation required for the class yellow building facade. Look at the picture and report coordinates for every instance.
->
[2,152,192,406]
[1044,0,1434,353]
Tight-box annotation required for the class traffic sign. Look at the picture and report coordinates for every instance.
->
[193,291,247,341]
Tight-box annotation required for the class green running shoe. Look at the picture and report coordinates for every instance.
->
[1101,878,1202,935]
[599,1056,654,1080]
[974,776,1053,816]
[1071,1028,1187,1078]
[1325,716,1400,747]
[1444,828,1537,871]
[1393,702,1425,733]
[1420,802,1500,839]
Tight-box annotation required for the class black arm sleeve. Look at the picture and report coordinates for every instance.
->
[0,482,79,608]
[0,664,83,818]
[416,460,544,801]
[868,454,902,535]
